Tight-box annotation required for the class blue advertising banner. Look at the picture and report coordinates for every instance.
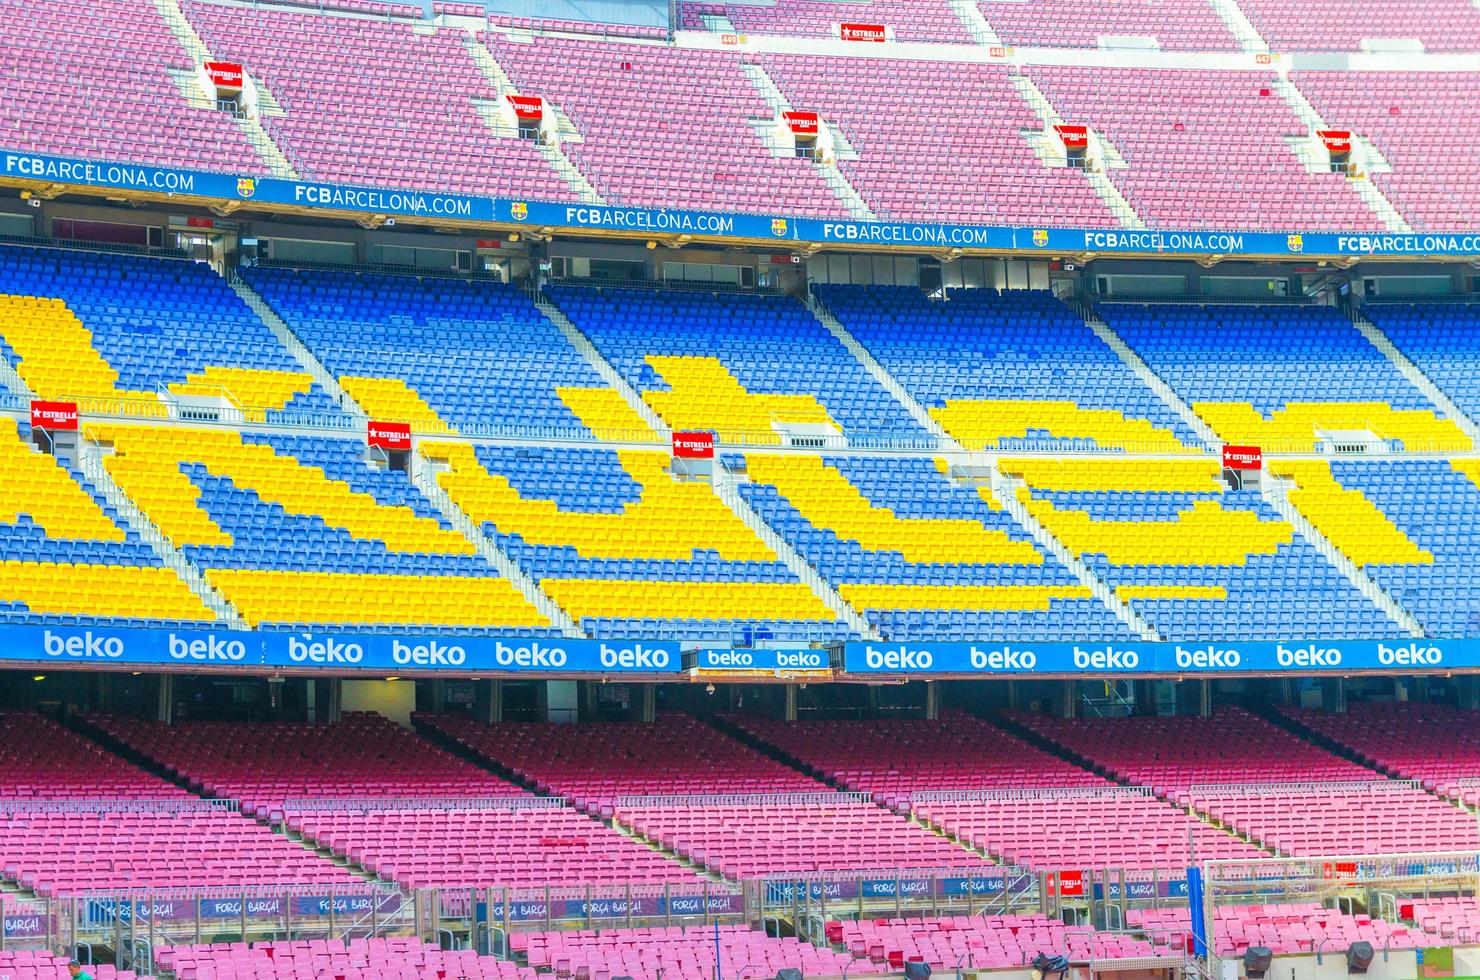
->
[842,638,1463,676]
[255,633,680,673]
[3,622,1476,677]
[689,647,829,672]
[0,623,681,674]
[5,149,1479,259]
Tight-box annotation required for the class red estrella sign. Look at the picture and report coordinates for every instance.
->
[507,94,544,120]
[671,431,715,460]
[1222,445,1262,471]
[1054,124,1089,149]
[1049,870,1084,897]
[367,421,412,451]
[839,22,886,42]
[1318,129,1352,154]
[30,400,78,431]
[782,111,819,136]
[204,62,243,91]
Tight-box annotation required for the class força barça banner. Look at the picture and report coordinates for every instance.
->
[5,149,1480,259]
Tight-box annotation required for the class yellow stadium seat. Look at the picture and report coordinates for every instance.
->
[86,425,472,554]
[0,561,213,620]
[840,584,1091,612]
[427,443,775,561]
[1267,460,1431,567]
[746,454,1040,564]
[0,295,156,403]
[0,417,124,541]
[641,356,835,441]
[1453,459,1480,493]
[205,570,549,628]
[1115,585,1227,601]
[930,399,1192,452]
[339,377,455,433]
[1194,401,1471,453]
[168,367,314,420]
[1000,457,1224,492]
[541,580,834,622]
[557,387,663,442]
[1009,460,1292,565]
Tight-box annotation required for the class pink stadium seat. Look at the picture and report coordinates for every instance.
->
[760,56,1119,227]
[155,936,539,980]
[1282,702,1480,804]
[1133,902,1444,956]
[1239,0,1480,52]
[678,1,971,44]
[0,0,262,172]
[0,950,149,980]
[1293,71,1479,233]
[979,0,1241,50]
[1016,707,1480,857]
[832,913,1170,969]
[487,35,849,217]
[284,801,704,890]
[418,713,823,812]
[1029,67,1388,231]
[182,3,579,199]
[86,712,525,813]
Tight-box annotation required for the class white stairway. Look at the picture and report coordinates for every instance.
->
[1010,74,1145,230]
[79,447,247,628]
[150,0,299,179]
[462,35,605,203]
[1349,308,1480,442]
[949,0,1005,45]
[993,470,1165,642]
[228,275,366,420]
[1272,77,1411,233]
[532,294,670,435]
[1207,0,1271,51]
[740,64,877,221]
[1261,479,1427,637]
[1074,300,1221,447]
[408,453,585,637]
[710,464,880,640]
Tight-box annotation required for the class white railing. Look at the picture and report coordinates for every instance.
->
[0,798,237,814]
[912,786,1154,802]
[611,792,869,808]
[1186,779,1422,795]
[281,796,566,812]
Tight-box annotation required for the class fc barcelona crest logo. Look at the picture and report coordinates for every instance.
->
[1287,234,1303,253]
[511,202,529,221]
[771,218,788,237]
[1032,228,1049,247]
[236,177,256,198]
